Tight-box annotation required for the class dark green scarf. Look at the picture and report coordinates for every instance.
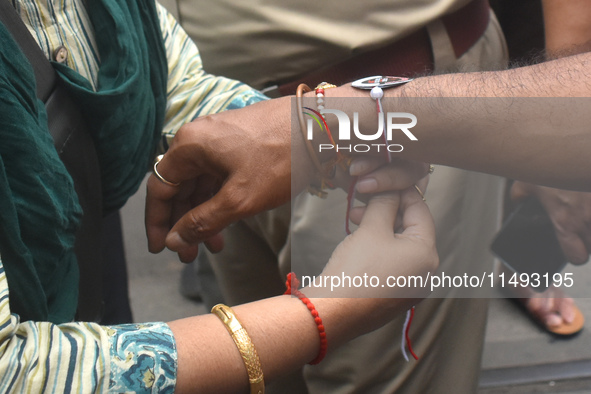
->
[0,0,167,323]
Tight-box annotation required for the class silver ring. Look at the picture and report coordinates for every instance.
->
[153,154,180,187]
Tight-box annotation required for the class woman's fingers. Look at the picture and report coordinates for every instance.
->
[358,192,401,232]
[352,159,429,194]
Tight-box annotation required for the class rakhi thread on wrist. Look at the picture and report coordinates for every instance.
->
[296,82,356,229]
[351,76,420,362]
[351,76,412,165]
[296,84,332,178]
[314,82,351,169]
[401,306,419,361]
[370,86,391,163]
[305,82,347,165]
[310,83,356,233]
[315,82,337,116]
[284,273,327,365]
[346,75,415,235]
[296,84,337,197]
[303,106,343,164]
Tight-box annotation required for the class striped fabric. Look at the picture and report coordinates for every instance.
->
[0,0,268,391]
[0,259,177,392]
[13,0,101,89]
[156,3,268,149]
[14,0,267,148]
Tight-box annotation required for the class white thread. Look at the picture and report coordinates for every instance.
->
[371,86,392,163]
[401,309,411,362]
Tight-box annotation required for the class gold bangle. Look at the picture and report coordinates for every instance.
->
[211,304,265,394]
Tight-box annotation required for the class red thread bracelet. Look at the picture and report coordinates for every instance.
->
[284,272,327,365]
[405,306,419,360]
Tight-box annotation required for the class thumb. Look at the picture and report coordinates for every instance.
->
[359,192,401,232]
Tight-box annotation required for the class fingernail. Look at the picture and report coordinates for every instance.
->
[546,314,562,328]
[356,178,378,193]
[165,231,190,251]
[564,308,575,324]
[349,159,370,176]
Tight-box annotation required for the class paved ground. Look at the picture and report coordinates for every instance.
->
[122,175,591,393]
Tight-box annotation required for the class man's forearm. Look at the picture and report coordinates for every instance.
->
[397,51,591,98]
[313,53,591,190]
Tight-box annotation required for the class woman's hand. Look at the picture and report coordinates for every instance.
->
[311,185,438,300]
[349,157,430,194]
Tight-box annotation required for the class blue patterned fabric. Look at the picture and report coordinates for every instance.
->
[108,323,177,393]
[0,259,178,392]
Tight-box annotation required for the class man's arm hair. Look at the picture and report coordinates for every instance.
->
[398,52,591,98]
[381,52,591,190]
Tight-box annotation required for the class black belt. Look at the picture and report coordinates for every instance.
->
[276,0,491,96]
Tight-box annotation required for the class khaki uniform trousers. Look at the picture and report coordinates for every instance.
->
[201,13,508,394]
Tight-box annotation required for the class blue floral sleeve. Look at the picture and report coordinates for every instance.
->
[107,322,177,393]
[225,89,269,110]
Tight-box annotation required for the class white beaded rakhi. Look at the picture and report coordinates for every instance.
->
[352,76,412,163]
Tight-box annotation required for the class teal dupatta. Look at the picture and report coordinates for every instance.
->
[0,0,167,323]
